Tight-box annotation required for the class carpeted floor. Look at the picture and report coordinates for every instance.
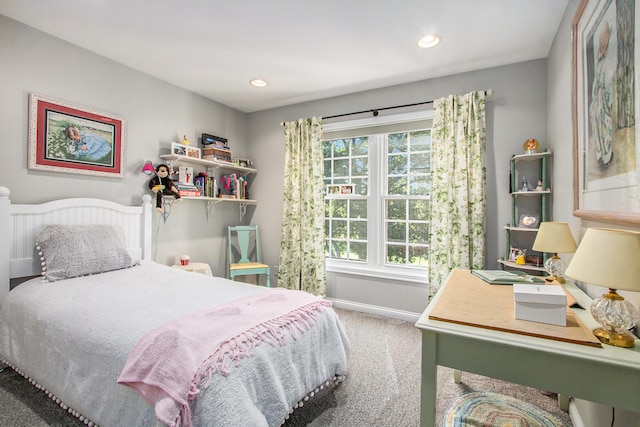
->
[0,307,572,426]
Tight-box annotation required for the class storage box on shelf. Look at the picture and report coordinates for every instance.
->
[498,150,551,275]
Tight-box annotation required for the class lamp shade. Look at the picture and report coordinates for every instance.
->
[532,222,578,254]
[141,160,155,176]
[565,228,640,292]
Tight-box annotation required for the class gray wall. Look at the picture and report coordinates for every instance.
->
[247,60,548,315]
[546,1,639,425]
[0,15,252,276]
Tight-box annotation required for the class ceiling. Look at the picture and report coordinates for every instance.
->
[1,0,569,113]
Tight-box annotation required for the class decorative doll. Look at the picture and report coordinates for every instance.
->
[148,164,181,212]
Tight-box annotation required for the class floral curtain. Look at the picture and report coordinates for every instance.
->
[428,91,487,299]
[277,117,327,295]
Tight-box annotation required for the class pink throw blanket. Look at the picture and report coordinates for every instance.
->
[117,288,331,427]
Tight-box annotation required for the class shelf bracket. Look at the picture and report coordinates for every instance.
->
[205,199,221,222]
[161,198,174,223]
[239,202,248,221]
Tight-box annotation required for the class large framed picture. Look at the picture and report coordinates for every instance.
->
[572,0,640,224]
[28,93,125,178]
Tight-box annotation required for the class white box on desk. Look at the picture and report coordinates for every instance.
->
[513,284,567,326]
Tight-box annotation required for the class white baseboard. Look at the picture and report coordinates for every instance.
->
[328,298,421,323]
[568,399,586,427]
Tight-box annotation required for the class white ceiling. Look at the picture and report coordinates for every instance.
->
[1,0,569,113]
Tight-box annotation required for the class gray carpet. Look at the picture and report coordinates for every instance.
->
[0,308,572,426]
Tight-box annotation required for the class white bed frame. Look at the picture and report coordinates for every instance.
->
[0,186,152,303]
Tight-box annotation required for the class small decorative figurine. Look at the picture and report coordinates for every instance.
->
[181,134,191,145]
[521,177,530,192]
[536,179,543,191]
[148,164,181,212]
[523,138,540,154]
[516,249,527,265]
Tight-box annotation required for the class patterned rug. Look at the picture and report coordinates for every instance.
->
[444,392,566,426]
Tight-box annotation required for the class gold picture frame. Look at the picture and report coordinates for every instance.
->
[572,0,640,225]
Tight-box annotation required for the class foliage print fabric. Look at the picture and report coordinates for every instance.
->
[428,91,487,299]
[278,117,327,296]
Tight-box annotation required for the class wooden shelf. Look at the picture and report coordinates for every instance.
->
[160,154,257,175]
[511,150,551,162]
[181,196,256,204]
[503,226,538,232]
[498,259,546,273]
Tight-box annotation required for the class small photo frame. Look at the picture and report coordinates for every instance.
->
[234,158,252,168]
[171,142,201,159]
[509,247,521,262]
[518,213,540,229]
[326,184,355,196]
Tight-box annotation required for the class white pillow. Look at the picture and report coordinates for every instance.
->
[36,224,139,282]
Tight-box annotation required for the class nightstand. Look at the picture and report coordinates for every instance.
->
[171,262,213,277]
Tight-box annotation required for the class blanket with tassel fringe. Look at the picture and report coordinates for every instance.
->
[118,288,332,427]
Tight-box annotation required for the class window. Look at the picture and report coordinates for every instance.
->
[323,114,431,279]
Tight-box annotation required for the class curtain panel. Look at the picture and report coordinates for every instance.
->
[277,117,327,296]
[428,91,487,298]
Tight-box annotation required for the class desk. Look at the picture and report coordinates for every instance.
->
[415,269,640,427]
[171,262,213,276]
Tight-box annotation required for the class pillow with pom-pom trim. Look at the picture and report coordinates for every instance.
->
[36,224,139,282]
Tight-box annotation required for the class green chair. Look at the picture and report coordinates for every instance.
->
[227,225,271,287]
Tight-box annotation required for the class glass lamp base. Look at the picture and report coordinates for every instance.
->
[593,327,636,348]
[590,289,638,348]
[544,255,565,283]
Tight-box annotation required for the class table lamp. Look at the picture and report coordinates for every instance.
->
[565,228,640,348]
[532,222,578,283]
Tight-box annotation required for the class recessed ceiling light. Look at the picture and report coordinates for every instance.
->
[418,34,441,49]
[250,79,267,87]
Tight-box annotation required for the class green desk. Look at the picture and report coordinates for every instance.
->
[415,270,640,427]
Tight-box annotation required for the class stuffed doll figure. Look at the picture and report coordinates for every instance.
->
[148,164,181,212]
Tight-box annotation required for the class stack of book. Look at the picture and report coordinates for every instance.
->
[202,147,232,163]
[176,182,201,197]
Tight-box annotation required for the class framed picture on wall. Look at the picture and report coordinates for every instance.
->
[572,0,640,224]
[28,93,125,178]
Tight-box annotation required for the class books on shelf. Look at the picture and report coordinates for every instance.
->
[471,270,545,285]
[176,181,201,197]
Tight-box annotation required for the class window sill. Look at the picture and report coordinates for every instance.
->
[326,262,427,285]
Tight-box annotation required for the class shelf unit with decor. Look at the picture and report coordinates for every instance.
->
[159,154,257,221]
[497,150,551,274]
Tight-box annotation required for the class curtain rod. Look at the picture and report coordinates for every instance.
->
[279,89,493,126]
[322,89,493,120]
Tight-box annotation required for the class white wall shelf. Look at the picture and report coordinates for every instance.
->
[157,153,257,221]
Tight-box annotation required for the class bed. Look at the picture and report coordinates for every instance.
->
[0,187,350,427]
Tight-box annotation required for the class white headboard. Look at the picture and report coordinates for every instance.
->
[0,187,152,303]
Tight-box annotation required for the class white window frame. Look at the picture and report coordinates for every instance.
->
[323,110,433,283]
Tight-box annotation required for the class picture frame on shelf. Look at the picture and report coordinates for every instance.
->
[171,142,201,159]
[234,158,252,168]
[509,247,521,262]
[518,213,540,229]
[572,0,640,225]
[28,93,125,178]
[325,184,355,196]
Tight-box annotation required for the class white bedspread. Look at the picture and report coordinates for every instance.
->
[0,262,350,426]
